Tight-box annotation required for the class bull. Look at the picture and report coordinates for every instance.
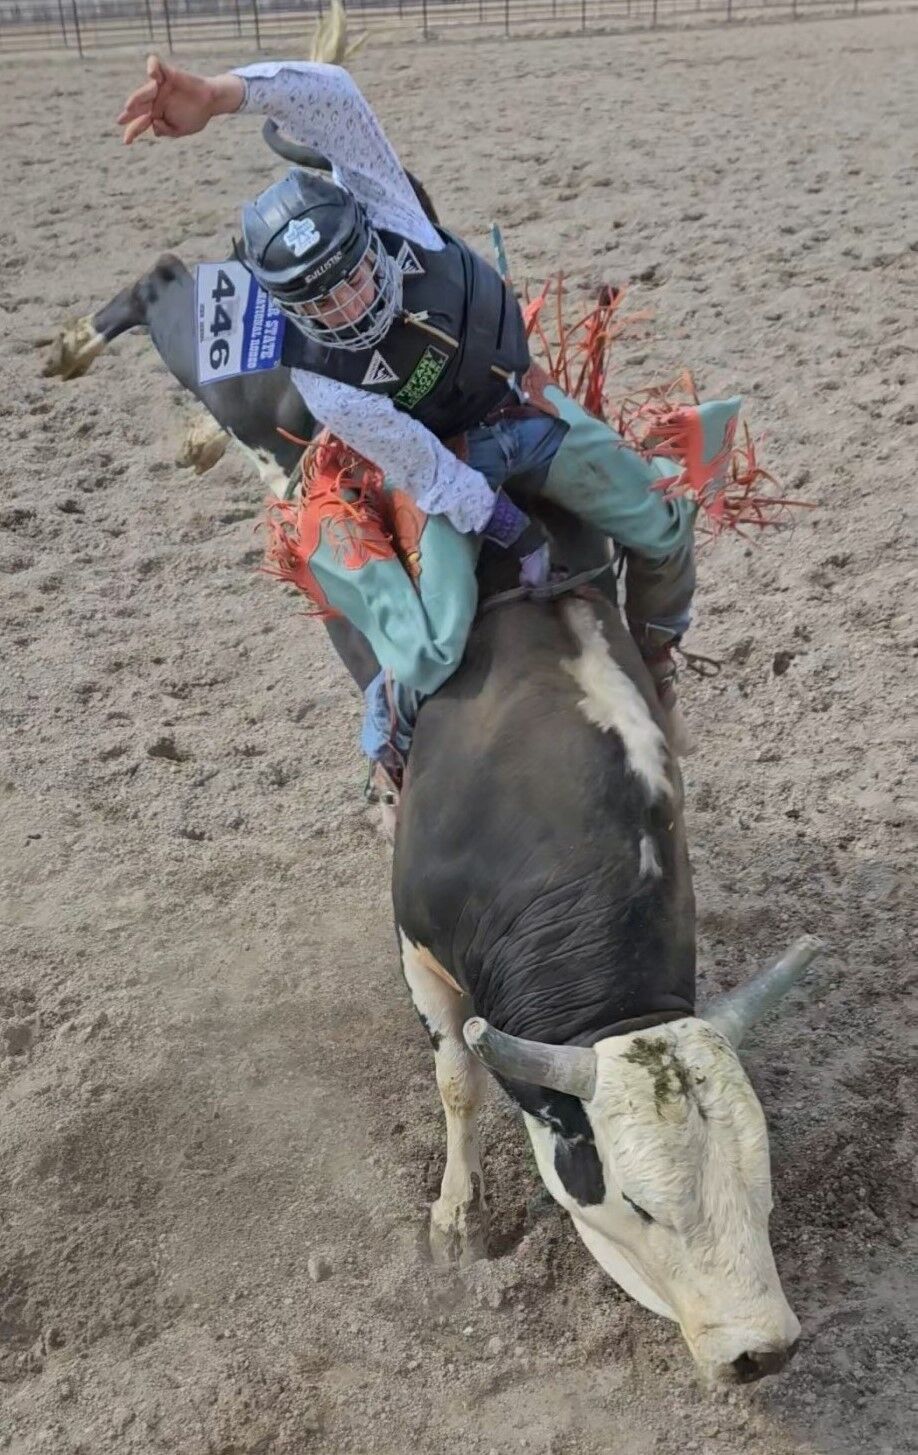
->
[393,523,821,1386]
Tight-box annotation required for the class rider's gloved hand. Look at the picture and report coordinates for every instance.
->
[483,489,551,588]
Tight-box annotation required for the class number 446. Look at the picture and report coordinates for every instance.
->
[209,269,237,369]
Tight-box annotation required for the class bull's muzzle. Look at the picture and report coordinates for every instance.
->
[717,1336,801,1385]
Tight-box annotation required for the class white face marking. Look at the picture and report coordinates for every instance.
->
[561,600,671,802]
[524,1019,800,1380]
[639,833,662,878]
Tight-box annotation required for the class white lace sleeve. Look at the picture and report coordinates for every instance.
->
[233,61,443,252]
[292,370,496,535]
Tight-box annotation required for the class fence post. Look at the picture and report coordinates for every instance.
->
[726,0,732,20]
[651,0,658,26]
[232,0,241,34]
[251,0,261,47]
[422,0,429,38]
[504,0,510,35]
[162,0,173,50]
[792,0,797,16]
[70,0,83,54]
[581,0,586,30]
[143,0,154,37]
[57,0,70,45]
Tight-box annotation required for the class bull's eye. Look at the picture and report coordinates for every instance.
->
[623,1193,654,1224]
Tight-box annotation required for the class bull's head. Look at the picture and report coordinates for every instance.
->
[464,937,821,1387]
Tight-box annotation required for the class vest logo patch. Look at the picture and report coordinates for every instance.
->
[396,241,425,277]
[361,350,399,388]
[394,345,449,411]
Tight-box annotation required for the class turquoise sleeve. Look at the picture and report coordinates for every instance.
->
[305,511,479,696]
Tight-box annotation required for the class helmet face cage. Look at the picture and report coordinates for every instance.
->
[279,230,403,353]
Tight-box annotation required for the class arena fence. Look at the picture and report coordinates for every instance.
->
[0,0,909,56]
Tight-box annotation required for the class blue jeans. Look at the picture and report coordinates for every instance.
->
[465,413,569,489]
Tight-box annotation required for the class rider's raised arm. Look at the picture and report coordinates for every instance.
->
[233,62,441,252]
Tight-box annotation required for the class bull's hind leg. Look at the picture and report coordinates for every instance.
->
[43,255,189,384]
[399,933,488,1267]
[43,314,108,380]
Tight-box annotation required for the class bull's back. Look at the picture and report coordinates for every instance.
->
[393,596,696,1039]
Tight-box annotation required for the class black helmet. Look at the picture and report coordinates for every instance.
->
[239,169,403,352]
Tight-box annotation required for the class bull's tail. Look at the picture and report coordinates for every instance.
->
[262,118,440,227]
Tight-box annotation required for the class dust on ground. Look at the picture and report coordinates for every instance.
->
[1,13,916,1454]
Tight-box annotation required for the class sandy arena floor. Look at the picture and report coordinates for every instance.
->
[1,12,917,1454]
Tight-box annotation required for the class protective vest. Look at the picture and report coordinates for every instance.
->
[281,227,530,438]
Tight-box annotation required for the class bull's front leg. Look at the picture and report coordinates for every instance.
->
[399,933,488,1267]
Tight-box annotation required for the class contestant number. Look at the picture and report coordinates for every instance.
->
[207,269,238,371]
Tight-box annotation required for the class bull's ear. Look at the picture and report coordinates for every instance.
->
[700,936,823,1048]
[463,1018,597,1102]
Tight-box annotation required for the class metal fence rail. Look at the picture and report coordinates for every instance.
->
[0,0,904,55]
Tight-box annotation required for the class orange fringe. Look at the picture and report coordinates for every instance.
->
[525,276,811,537]
[261,434,394,617]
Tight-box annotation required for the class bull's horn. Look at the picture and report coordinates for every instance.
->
[463,1017,597,1101]
[701,935,824,1048]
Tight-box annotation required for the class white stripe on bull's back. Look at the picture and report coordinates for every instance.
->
[561,600,671,802]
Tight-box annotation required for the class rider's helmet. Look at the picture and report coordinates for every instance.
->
[239,169,403,352]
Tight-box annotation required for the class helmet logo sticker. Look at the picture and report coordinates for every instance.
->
[361,351,399,387]
[283,217,322,257]
[396,241,425,277]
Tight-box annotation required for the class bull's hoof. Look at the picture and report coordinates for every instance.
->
[429,1197,488,1268]
[175,415,230,475]
[43,316,106,380]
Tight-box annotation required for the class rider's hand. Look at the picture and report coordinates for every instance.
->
[518,540,551,588]
[117,56,244,144]
[483,490,551,588]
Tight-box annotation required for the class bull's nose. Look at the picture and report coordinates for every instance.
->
[731,1338,800,1383]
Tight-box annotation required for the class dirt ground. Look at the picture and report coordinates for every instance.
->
[1,12,917,1454]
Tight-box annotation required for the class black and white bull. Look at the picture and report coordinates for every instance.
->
[393,530,821,1386]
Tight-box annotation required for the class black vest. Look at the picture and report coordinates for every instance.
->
[281,227,530,439]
